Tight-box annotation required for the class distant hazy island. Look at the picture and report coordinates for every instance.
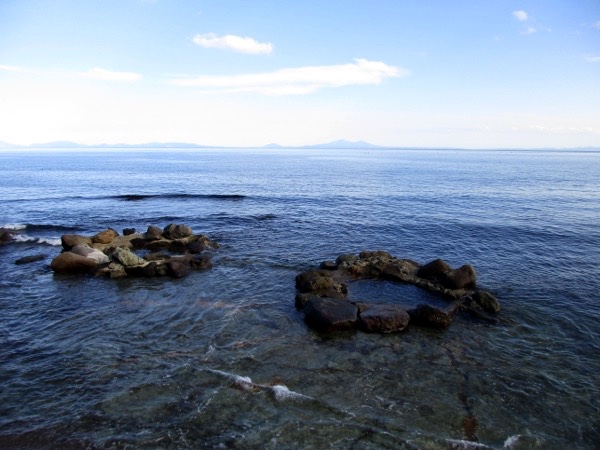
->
[0,139,597,151]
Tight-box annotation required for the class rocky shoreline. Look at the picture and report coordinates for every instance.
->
[295,251,500,333]
[49,224,219,279]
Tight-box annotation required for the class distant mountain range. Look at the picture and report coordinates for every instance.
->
[0,139,385,150]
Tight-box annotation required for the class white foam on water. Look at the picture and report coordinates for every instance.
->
[207,369,254,390]
[445,439,493,449]
[269,384,311,401]
[206,369,312,401]
[12,234,61,246]
[1,223,27,230]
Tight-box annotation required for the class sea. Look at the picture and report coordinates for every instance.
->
[0,147,598,449]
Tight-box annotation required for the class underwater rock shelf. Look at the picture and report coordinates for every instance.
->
[50,224,219,279]
[295,251,500,334]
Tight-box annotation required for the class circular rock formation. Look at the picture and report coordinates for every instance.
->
[295,251,500,334]
[50,224,219,279]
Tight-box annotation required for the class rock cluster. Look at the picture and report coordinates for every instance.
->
[295,251,500,334]
[50,224,219,279]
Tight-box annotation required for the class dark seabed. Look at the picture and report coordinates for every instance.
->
[0,148,599,449]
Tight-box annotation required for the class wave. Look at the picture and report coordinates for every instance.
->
[1,223,79,233]
[12,234,62,246]
[1,224,28,231]
[112,193,247,202]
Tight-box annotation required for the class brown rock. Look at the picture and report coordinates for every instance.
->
[359,250,393,260]
[408,304,453,328]
[443,264,477,289]
[473,290,500,313]
[145,225,163,241]
[61,235,92,251]
[295,270,336,293]
[50,251,99,274]
[91,228,118,244]
[167,260,190,278]
[190,255,212,270]
[358,304,410,333]
[417,258,451,280]
[126,261,158,277]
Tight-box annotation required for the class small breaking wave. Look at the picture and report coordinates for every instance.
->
[206,369,312,402]
[1,223,28,231]
[12,234,61,246]
[1,223,79,233]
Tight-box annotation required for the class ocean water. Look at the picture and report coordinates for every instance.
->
[0,148,599,449]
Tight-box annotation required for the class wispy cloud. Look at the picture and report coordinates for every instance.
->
[585,55,600,63]
[595,21,600,29]
[512,10,528,21]
[193,33,273,55]
[522,26,538,35]
[169,58,405,95]
[81,68,142,82]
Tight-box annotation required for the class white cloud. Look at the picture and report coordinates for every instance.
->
[193,33,273,55]
[169,58,406,95]
[512,10,528,21]
[595,21,600,29]
[82,68,142,82]
[585,55,600,63]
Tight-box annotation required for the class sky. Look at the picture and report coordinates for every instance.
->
[0,0,599,148]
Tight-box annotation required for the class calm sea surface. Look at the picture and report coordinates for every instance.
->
[0,148,599,449]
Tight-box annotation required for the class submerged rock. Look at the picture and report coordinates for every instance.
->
[357,303,410,333]
[15,254,47,265]
[408,304,453,328]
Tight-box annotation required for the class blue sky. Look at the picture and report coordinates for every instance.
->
[0,0,599,148]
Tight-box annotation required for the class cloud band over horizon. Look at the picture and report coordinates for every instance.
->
[169,58,406,95]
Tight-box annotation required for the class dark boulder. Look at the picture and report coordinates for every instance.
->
[91,228,118,245]
[295,270,336,293]
[358,304,410,333]
[61,234,92,251]
[123,228,136,236]
[443,264,477,289]
[145,225,163,241]
[167,260,190,278]
[190,255,212,270]
[319,260,338,271]
[303,297,358,333]
[126,261,159,277]
[359,250,393,260]
[472,290,500,313]
[417,258,451,280]
[0,228,16,243]
[163,223,193,240]
[408,304,453,328]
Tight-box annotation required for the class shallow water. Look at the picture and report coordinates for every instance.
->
[0,148,599,448]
